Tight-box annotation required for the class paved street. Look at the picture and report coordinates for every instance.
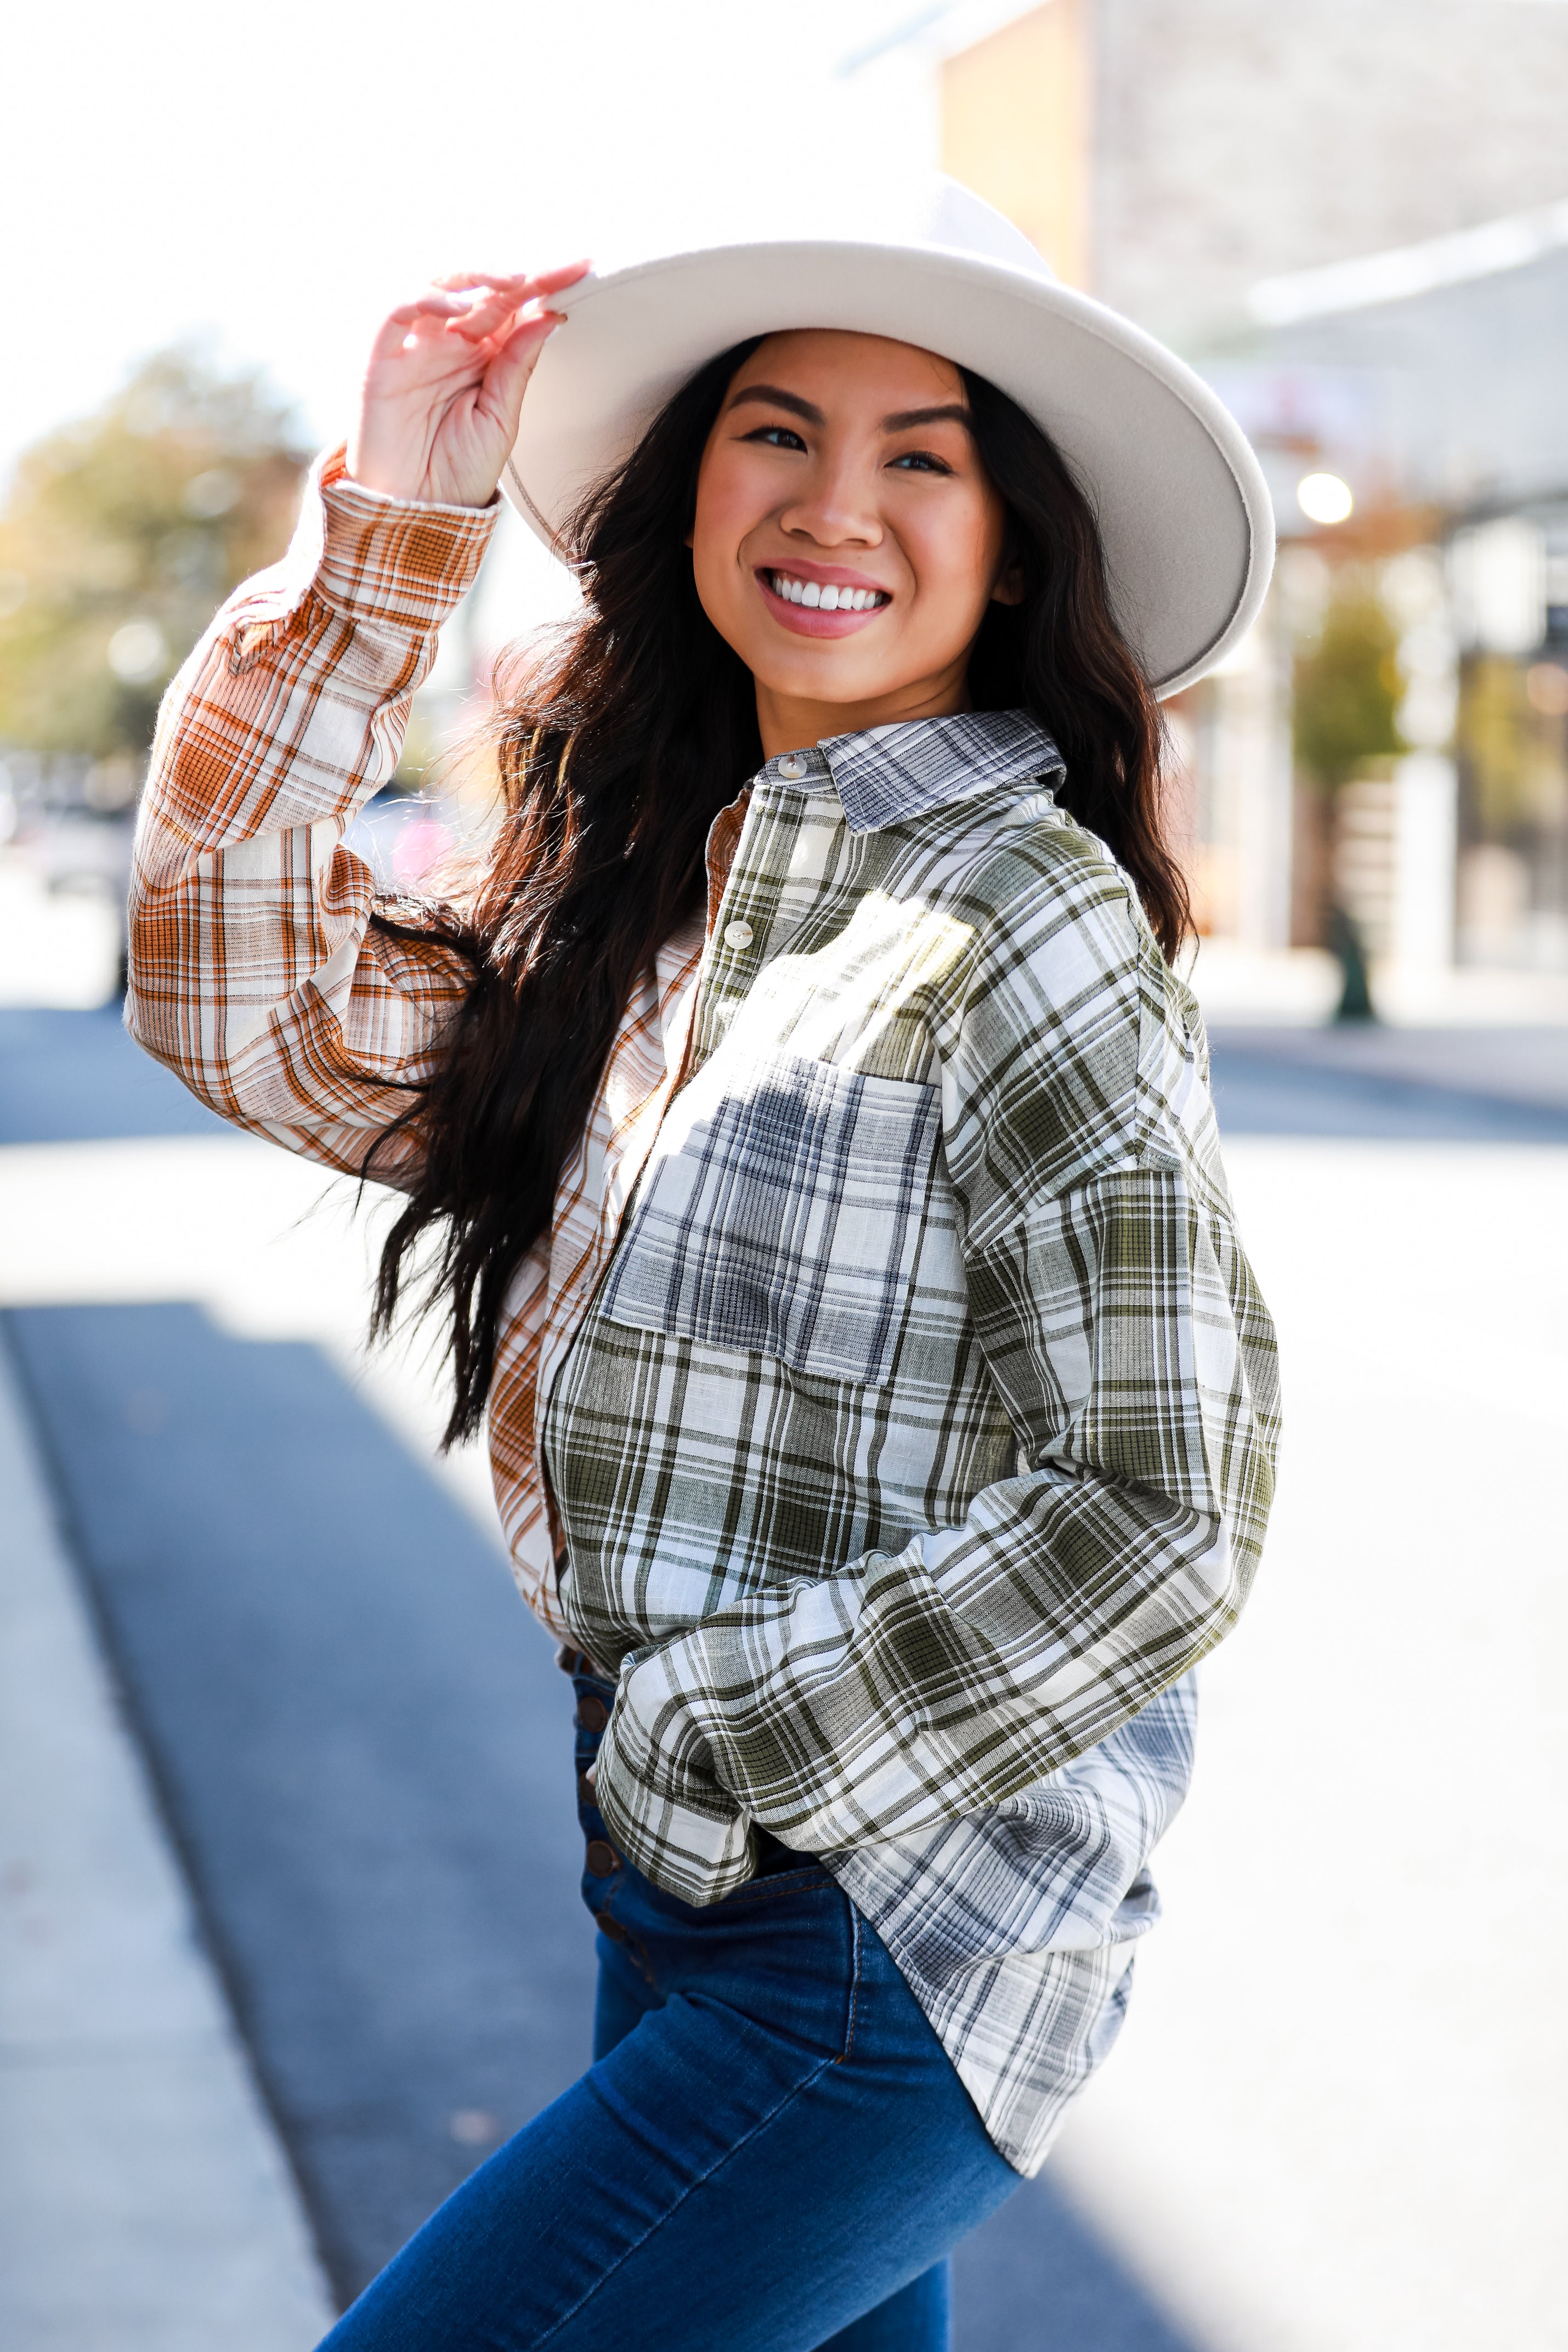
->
[2,1003,1565,2349]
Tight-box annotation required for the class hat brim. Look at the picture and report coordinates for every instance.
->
[502,240,1274,698]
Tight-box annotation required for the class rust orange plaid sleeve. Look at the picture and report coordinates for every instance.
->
[124,445,497,1179]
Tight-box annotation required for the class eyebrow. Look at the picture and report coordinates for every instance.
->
[881,403,975,433]
[727,386,975,435]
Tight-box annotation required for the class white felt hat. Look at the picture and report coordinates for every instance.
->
[501,180,1273,697]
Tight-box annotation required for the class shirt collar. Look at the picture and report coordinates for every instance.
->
[758,710,1063,836]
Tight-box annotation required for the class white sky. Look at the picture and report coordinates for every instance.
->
[2,0,951,479]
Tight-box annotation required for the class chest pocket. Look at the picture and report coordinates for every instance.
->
[596,1050,942,1387]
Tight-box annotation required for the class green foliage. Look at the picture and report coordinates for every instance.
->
[1458,655,1568,834]
[1293,581,1405,788]
[0,347,308,759]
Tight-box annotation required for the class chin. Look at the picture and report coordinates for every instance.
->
[752,651,905,703]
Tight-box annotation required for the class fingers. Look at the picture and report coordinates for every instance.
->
[445,285,537,346]
[363,258,586,397]
[433,259,591,300]
[367,292,519,368]
[474,308,565,427]
[426,261,591,337]
[371,265,584,366]
[367,291,479,365]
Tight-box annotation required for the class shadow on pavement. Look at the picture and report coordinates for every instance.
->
[1208,1024,1568,1141]
[8,1300,595,2304]
[0,1005,229,1144]
[7,1298,1205,2348]
[6,1002,1567,1153]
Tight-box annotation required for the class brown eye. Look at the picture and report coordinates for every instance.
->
[743,425,808,453]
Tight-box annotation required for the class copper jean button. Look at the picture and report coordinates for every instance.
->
[577,1772,596,1805]
[576,1696,609,1734]
[598,1915,626,1943]
[585,1839,620,1878]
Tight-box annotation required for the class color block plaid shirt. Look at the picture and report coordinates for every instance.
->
[127,453,1280,2175]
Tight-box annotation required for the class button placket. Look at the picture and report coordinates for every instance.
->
[692,785,806,1070]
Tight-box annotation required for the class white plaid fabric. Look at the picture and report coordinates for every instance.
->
[550,728,1280,2170]
[127,465,1280,2177]
[596,1053,945,1384]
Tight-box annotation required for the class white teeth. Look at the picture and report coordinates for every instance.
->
[769,571,885,610]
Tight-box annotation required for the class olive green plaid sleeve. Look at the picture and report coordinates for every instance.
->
[593,881,1280,1906]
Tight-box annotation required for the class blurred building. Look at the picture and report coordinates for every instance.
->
[1204,213,1568,976]
[935,0,1568,332]
[869,0,1568,982]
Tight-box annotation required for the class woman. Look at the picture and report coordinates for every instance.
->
[128,184,1280,2351]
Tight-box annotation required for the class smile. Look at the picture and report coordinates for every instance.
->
[758,568,892,638]
[766,570,888,612]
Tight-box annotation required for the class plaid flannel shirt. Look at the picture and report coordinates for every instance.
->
[127,453,1280,2174]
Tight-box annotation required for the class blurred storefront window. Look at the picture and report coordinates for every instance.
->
[913,0,1568,987]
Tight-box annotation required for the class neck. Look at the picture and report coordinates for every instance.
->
[753,663,971,762]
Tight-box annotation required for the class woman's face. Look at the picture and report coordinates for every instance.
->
[689,330,1018,749]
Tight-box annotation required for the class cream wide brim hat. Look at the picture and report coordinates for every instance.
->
[500,180,1273,698]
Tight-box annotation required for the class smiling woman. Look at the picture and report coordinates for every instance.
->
[125,182,1280,2352]
[690,337,1015,685]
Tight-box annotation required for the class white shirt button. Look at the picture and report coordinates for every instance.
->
[724,919,754,951]
[778,755,803,779]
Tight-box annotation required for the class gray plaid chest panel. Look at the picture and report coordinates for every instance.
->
[596,1048,952,1388]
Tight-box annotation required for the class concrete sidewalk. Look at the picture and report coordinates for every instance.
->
[0,1335,335,2351]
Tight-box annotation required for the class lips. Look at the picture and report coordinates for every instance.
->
[758,567,891,638]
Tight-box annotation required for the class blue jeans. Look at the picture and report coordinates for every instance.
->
[317,1665,1020,2349]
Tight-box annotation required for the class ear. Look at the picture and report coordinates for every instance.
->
[990,558,1026,608]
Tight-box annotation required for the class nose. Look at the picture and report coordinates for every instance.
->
[778,447,884,552]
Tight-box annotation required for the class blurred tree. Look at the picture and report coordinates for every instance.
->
[1293,578,1405,787]
[1458,655,1568,835]
[0,346,308,767]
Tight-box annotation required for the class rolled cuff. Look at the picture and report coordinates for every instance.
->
[593,1672,758,1908]
[309,445,497,629]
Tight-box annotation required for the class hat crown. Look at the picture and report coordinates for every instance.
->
[594,175,1054,287]
[910,176,1055,282]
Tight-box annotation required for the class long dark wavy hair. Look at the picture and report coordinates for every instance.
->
[368,338,1188,1445]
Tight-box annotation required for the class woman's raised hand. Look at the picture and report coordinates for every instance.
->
[347,262,591,508]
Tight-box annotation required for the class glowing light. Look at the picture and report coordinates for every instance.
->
[182,467,240,519]
[107,619,168,683]
[1297,472,1354,526]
